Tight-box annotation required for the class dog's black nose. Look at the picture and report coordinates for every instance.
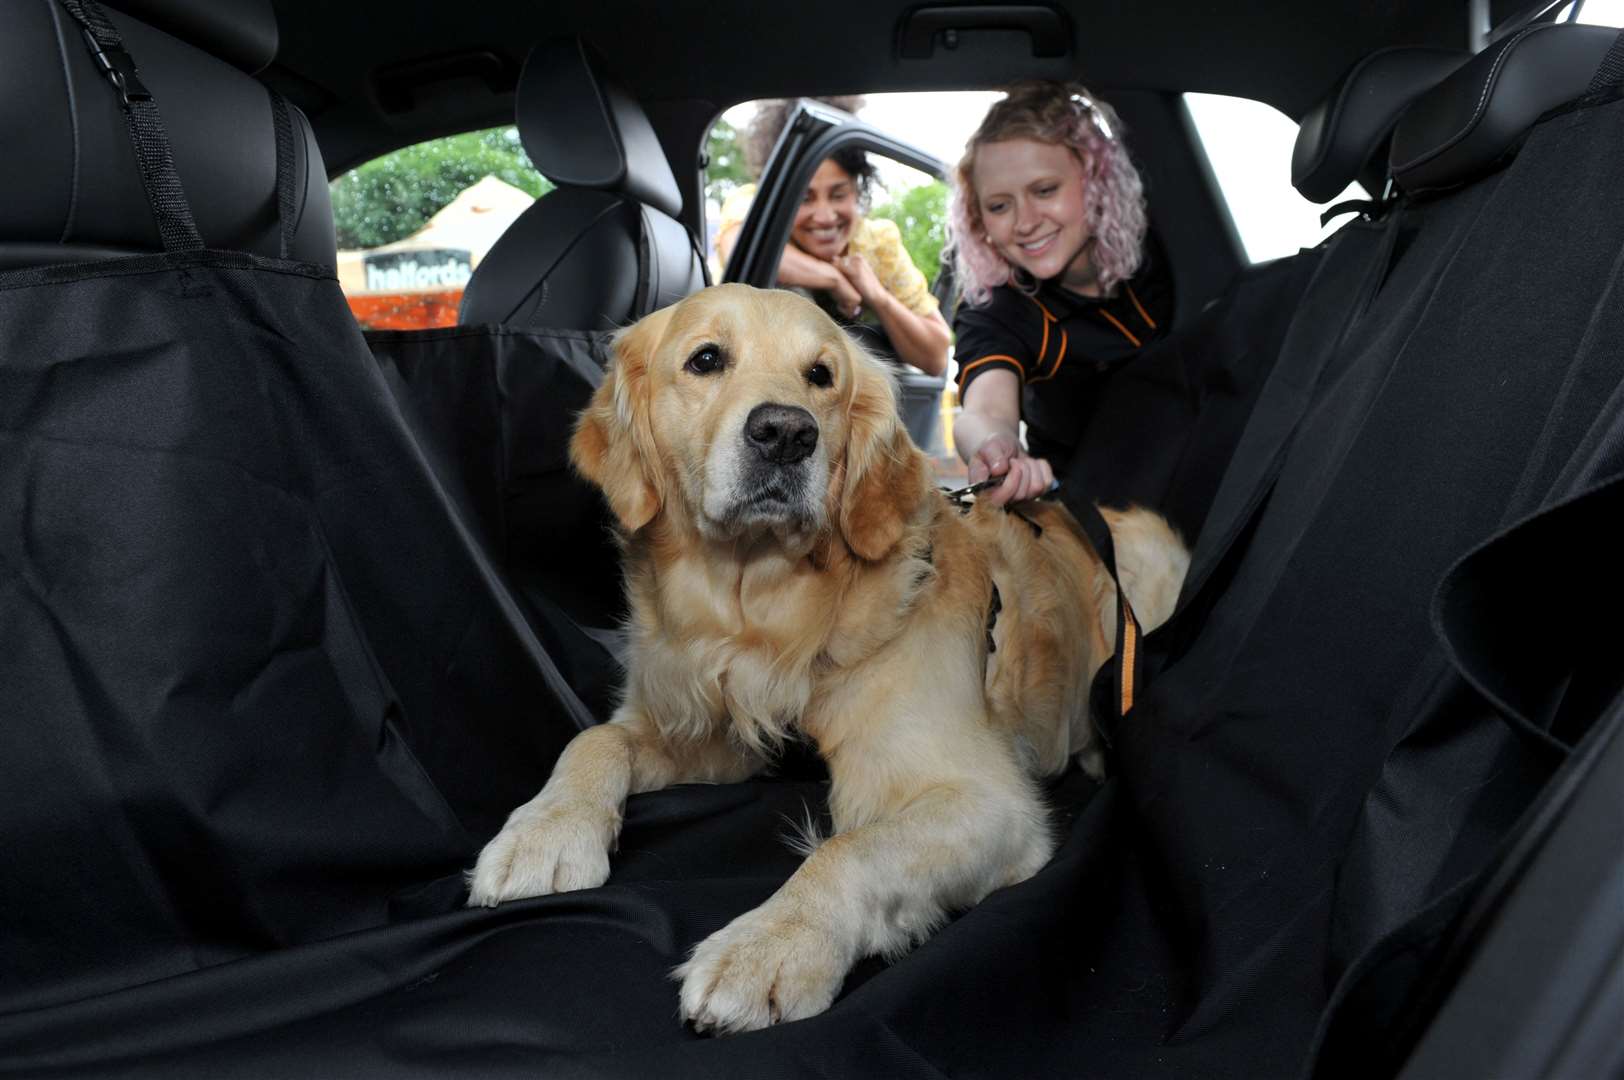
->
[745,403,819,465]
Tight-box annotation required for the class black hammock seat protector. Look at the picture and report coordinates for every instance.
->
[1056,247,1326,547]
[5,12,1624,1074]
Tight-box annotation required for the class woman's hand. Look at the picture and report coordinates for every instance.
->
[967,430,1054,507]
[833,250,952,376]
[777,245,863,318]
[834,251,884,308]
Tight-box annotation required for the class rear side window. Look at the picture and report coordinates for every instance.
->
[330,127,551,329]
[1183,93,1365,264]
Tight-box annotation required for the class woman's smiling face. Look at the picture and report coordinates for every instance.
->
[971,137,1099,295]
[791,158,859,261]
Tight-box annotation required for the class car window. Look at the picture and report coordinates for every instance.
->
[704,93,996,283]
[330,126,551,329]
[1183,93,1367,264]
[1556,0,1624,26]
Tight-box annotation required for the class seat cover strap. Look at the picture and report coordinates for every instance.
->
[56,0,205,252]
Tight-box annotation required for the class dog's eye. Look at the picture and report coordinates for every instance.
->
[685,345,724,375]
[806,361,833,388]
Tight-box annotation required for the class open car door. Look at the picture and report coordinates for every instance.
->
[722,99,953,453]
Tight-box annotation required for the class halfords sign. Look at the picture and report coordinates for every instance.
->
[363,248,473,292]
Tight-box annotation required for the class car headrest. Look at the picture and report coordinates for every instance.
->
[514,39,683,219]
[1390,23,1621,195]
[0,0,334,270]
[1292,47,1468,203]
[104,0,277,74]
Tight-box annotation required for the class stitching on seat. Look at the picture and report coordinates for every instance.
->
[44,0,84,244]
[1392,25,1545,174]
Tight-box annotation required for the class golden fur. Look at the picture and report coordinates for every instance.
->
[467,284,1188,1033]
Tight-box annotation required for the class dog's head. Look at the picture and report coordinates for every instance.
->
[571,284,931,561]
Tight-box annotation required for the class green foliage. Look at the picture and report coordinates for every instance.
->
[704,119,752,206]
[329,126,554,250]
[869,180,950,287]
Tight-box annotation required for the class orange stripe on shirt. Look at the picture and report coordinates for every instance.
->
[956,354,1026,388]
[1098,309,1142,348]
[1029,327,1069,384]
[1127,285,1158,330]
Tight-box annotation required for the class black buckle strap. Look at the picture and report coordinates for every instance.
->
[79,28,150,105]
[56,0,204,253]
[267,90,299,260]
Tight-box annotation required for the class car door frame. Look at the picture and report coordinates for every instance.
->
[720,98,948,293]
[721,99,954,453]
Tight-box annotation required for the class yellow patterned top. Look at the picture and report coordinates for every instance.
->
[717,184,939,317]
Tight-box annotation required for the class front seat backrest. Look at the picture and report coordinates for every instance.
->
[0,0,335,271]
[457,38,707,332]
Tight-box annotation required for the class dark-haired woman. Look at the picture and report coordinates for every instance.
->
[716,117,950,376]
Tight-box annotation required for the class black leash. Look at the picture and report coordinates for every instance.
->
[941,479,1143,741]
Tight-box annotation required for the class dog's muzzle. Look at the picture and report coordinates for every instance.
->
[744,403,818,466]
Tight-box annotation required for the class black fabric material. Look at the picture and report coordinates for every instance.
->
[362,324,627,721]
[1589,25,1624,91]
[4,59,1624,1080]
[1056,247,1323,544]
[1310,471,1624,1079]
[1120,91,1624,1077]
[1070,501,1142,761]
[0,251,596,1017]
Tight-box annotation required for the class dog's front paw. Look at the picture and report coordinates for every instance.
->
[466,794,616,907]
[675,900,852,1034]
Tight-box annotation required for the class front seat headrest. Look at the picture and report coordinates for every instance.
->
[1291,46,1468,203]
[103,0,278,74]
[0,0,334,270]
[1390,23,1622,195]
[514,39,683,219]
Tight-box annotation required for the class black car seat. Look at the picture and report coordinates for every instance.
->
[0,0,335,271]
[1291,46,1469,202]
[457,38,707,332]
[1064,46,1468,546]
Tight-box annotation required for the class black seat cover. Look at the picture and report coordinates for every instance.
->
[0,0,334,270]
[457,38,706,331]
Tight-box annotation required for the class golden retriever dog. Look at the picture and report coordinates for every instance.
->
[467,284,1188,1033]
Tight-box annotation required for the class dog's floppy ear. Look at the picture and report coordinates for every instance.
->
[570,306,674,533]
[837,341,933,561]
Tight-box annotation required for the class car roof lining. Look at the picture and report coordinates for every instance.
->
[266,0,1479,176]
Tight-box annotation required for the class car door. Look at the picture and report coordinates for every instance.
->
[721,99,953,454]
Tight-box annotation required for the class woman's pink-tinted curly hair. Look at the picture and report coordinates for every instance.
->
[948,82,1147,306]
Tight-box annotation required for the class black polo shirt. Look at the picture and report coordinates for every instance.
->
[953,248,1174,468]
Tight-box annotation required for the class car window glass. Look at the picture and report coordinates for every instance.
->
[1556,0,1624,26]
[1184,93,1367,264]
[330,126,552,329]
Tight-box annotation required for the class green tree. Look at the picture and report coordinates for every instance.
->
[704,119,753,207]
[869,180,950,288]
[329,126,553,250]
